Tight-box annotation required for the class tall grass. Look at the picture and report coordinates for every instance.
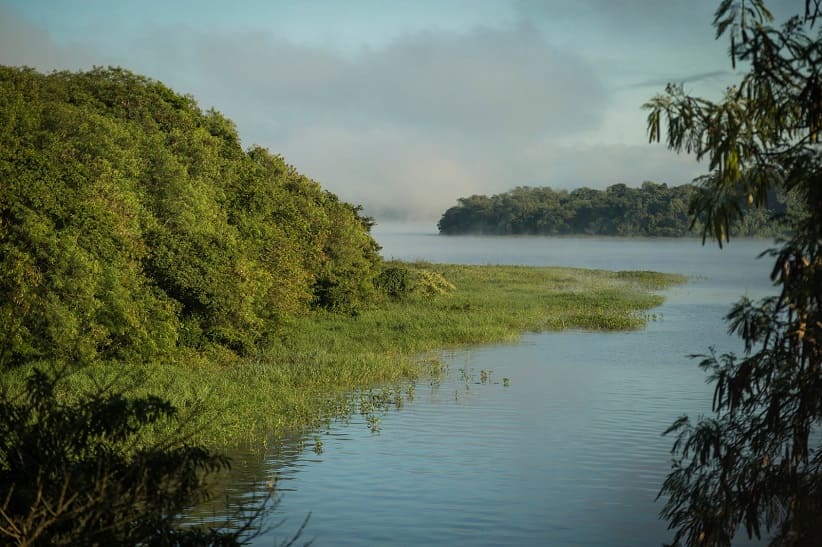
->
[8,263,685,446]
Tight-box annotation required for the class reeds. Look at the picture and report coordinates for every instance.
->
[8,263,684,446]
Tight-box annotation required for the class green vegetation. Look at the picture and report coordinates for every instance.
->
[0,64,684,444]
[437,182,798,236]
[0,369,263,545]
[0,64,684,544]
[0,65,381,372]
[646,1,822,545]
[0,64,376,545]
[4,263,684,446]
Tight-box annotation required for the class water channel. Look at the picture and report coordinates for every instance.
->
[194,223,777,546]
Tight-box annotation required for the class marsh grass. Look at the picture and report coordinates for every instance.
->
[7,263,684,446]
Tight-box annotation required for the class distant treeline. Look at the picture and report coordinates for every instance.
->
[437,182,791,237]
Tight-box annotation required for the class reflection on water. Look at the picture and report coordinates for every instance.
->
[188,224,776,546]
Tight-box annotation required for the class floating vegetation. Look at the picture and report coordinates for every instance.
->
[459,367,472,384]
[366,415,381,433]
[425,357,447,379]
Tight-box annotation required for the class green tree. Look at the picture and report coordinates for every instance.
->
[0,368,261,545]
[644,1,822,544]
[436,182,788,237]
[1,65,384,364]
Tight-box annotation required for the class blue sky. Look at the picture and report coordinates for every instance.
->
[0,0,772,220]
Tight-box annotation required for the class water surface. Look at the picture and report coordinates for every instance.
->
[198,223,776,546]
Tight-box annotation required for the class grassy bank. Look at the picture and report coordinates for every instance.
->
[5,263,685,446]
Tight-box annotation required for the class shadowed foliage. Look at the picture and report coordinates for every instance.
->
[0,367,262,546]
[436,182,799,237]
[645,1,822,544]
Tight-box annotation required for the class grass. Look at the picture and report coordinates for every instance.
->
[5,263,685,446]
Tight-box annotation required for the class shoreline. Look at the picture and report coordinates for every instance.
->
[5,262,685,447]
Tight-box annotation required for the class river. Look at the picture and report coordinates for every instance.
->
[193,223,777,546]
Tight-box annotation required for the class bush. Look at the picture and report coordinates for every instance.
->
[412,270,456,297]
[0,368,258,546]
[374,266,413,299]
[0,66,382,365]
[374,264,456,300]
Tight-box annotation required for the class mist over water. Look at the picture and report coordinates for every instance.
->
[200,225,775,546]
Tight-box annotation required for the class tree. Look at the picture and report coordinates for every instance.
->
[0,66,327,546]
[644,1,822,544]
[0,66,384,365]
[0,368,261,545]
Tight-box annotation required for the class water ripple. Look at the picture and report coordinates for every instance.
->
[194,236,773,546]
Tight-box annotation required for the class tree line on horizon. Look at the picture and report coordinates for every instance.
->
[437,181,796,237]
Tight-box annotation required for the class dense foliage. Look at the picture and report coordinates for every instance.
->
[645,1,822,545]
[0,65,382,369]
[0,369,264,546]
[436,182,793,236]
[0,64,388,545]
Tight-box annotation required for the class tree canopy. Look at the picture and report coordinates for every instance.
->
[436,182,791,237]
[0,65,383,369]
[0,64,387,545]
[645,1,822,544]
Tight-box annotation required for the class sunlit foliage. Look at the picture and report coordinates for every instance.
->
[0,66,382,367]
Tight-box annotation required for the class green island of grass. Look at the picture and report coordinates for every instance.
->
[5,262,683,446]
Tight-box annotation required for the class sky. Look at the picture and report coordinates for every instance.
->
[0,0,780,221]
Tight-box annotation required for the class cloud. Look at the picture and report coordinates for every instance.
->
[511,0,730,90]
[0,2,707,220]
[522,142,704,189]
[106,22,624,219]
[122,23,607,141]
[0,3,97,70]
[356,25,607,136]
[513,0,718,41]
[0,4,64,68]
[280,124,704,220]
[277,125,482,220]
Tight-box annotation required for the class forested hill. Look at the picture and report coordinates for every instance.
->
[0,65,382,367]
[437,182,789,237]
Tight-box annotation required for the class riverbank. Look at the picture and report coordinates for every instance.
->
[5,263,684,446]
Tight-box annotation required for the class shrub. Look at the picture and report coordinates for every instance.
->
[374,265,456,300]
[374,266,413,299]
[412,270,456,297]
[0,368,258,545]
